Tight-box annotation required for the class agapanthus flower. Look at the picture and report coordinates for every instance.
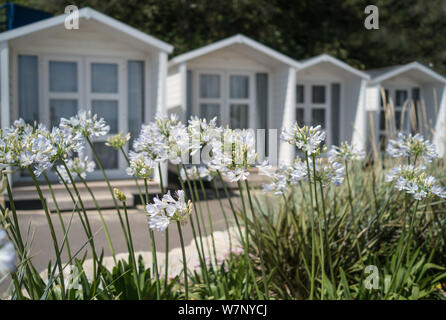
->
[146,190,192,232]
[386,132,438,163]
[188,116,222,156]
[57,155,95,183]
[132,113,190,165]
[106,132,130,150]
[126,151,155,179]
[281,124,326,155]
[385,164,446,200]
[0,229,16,275]
[60,110,110,138]
[208,128,257,182]
[259,160,309,195]
[0,120,56,176]
[329,142,365,162]
[48,126,85,161]
[180,166,199,181]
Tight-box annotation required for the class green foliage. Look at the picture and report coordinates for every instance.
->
[242,160,446,299]
[11,0,446,73]
[189,255,256,300]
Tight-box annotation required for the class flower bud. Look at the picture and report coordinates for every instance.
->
[114,188,126,202]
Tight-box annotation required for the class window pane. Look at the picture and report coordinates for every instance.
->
[49,61,77,92]
[296,108,305,127]
[379,134,387,151]
[92,142,118,169]
[311,108,326,128]
[379,110,386,131]
[199,74,220,98]
[18,55,39,123]
[50,99,77,128]
[296,85,304,103]
[200,104,220,125]
[91,63,118,93]
[230,104,248,129]
[312,85,326,103]
[128,60,144,146]
[395,110,402,130]
[230,75,249,99]
[395,90,408,106]
[92,100,118,133]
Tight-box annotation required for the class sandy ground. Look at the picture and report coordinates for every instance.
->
[0,197,243,296]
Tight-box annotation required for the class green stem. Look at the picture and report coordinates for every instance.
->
[42,172,72,261]
[60,160,98,277]
[122,200,142,299]
[237,180,263,300]
[244,179,269,299]
[198,176,218,267]
[311,156,325,299]
[176,165,211,290]
[79,176,116,264]
[213,178,232,254]
[177,221,188,300]
[192,179,212,262]
[304,153,317,300]
[180,164,208,265]
[27,167,66,298]
[145,178,161,299]
[158,163,169,289]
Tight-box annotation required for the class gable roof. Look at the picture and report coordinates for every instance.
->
[0,7,173,53]
[366,62,446,84]
[169,34,300,68]
[299,54,370,79]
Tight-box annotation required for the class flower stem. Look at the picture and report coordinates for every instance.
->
[244,179,269,299]
[28,167,66,298]
[144,178,161,299]
[176,221,188,300]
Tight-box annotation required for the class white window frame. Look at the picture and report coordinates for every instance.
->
[85,57,128,179]
[296,81,332,146]
[195,70,224,125]
[194,69,256,129]
[378,85,421,141]
[42,55,84,128]
[227,71,256,129]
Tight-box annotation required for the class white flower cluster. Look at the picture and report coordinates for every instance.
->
[261,123,345,195]
[329,142,365,162]
[385,164,446,200]
[0,111,109,177]
[0,120,56,176]
[387,132,438,163]
[60,110,110,138]
[0,229,16,275]
[259,160,307,195]
[57,155,96,183]
[281,124,326,155]
[128,114,191,179]
[145,190,192,231]
[207,128,257,182]
[126,151,155,179]
[188,116,222,156]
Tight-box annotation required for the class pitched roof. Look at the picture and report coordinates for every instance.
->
[169,34,300,68]
[366,62,446,84]
[298,54,370,79]
[0,7,173,53]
